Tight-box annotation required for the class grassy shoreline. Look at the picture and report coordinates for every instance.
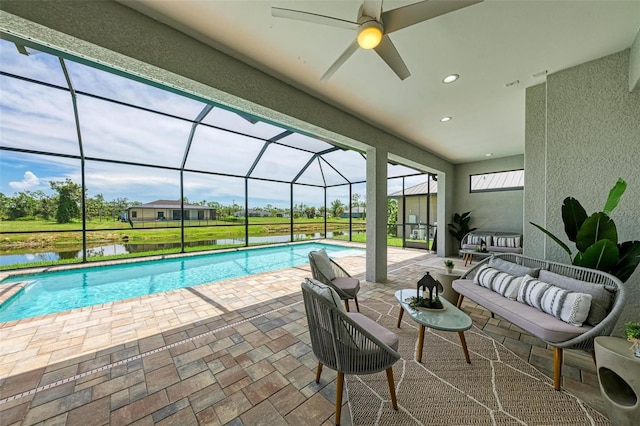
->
[1,217,409,271]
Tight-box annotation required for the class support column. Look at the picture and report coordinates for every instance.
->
[366,147,387,282]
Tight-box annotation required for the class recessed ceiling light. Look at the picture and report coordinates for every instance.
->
[442,74,459,84]
[440,117,452,122]
[485,153,493,157]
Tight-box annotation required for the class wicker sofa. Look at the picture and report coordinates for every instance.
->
[461,231,523,254]
[452,253,626,390]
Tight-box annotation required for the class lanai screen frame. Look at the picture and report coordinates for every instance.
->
[0,37,429,268]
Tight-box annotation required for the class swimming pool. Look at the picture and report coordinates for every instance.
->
[0,242,363,322]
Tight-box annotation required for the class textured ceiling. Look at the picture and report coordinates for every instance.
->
[120,0,640,164]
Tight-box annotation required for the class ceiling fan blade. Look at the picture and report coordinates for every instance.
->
[374,35,410,80]
[381,0,483,34]
[272,7,359,31]
[362,0,383,20]
[321,40,360,81]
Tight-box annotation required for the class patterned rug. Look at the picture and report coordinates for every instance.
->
[345,297,609,426]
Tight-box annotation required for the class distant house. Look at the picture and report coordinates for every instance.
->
[127,200,216,222]
[234,209,270,217]
[388,180,438,241]
[340,207,366,219]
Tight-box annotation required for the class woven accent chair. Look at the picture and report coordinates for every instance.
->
[308,250,360,312]
[301,279,400,425]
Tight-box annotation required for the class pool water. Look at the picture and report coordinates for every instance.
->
[0,242,363,322]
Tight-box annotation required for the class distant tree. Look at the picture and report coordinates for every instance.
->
[50,179,82,223]
[0,192,8,219]
[86,194,106,221]
[304,206,316,219]
[32,190,56,220]
[6,191,38,220]
[330,199,345,218]
[352,193,361,208]
[107,197,130,219]
[387,199,398,236]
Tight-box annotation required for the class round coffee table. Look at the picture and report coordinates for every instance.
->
[394,289,472,363]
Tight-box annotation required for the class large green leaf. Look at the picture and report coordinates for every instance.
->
[573,239,619,272]
[529,222,572,258]
[612,240,640,282]
[561,197,587,242]
[575,213,618,252]
[603,178,627,216]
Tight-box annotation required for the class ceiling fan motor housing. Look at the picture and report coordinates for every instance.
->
[357,20,384,49]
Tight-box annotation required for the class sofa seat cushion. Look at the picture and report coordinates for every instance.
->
[487,246,523,254]
[462,243,480,250]
[348,312,399,351]
[453,279,592,343]
[332,276,360,298]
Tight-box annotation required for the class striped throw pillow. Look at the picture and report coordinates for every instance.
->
[473,265,523,299]
[517,275,592,327]
[495,236,521,248]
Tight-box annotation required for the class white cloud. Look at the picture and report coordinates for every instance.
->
[9,171,42,190]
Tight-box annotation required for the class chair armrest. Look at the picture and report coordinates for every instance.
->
[460,256,492,280]
[554,281,626,351]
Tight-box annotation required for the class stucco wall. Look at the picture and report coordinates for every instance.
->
[524,49,640,329]
[453,155,524,239]
[524,84,547,259]
[630,28,640,92]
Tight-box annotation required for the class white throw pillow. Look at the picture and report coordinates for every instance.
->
[310,249,336,280]
[473,264,522,299]
[518,275,592,327]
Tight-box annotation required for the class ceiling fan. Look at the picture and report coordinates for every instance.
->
[272,0,483,81]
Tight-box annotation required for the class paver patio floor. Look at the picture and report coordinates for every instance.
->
[0,244,604,424]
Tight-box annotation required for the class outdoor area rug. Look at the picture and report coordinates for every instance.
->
[345,297,610,426]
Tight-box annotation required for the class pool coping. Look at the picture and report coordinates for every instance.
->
[0,239,365,281]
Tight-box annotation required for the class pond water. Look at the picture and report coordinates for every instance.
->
[0,232,364,266]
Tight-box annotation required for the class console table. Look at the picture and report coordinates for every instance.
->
[459,249,493,266]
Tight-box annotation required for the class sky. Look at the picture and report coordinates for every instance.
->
[0,39,427,208]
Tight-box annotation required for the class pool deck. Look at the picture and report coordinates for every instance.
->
[0,241,370,380]
[0,243,605,424]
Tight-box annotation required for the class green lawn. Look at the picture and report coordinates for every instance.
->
[0,217,429,271]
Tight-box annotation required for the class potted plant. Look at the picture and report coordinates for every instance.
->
[624,322,640,358]
[448,211,477,249]
[444,259,455,273]
[530,178,640,283]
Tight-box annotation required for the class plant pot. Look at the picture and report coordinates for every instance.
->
[445,267,453,274]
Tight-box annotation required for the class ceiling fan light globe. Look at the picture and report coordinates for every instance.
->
[357,21,383,49]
